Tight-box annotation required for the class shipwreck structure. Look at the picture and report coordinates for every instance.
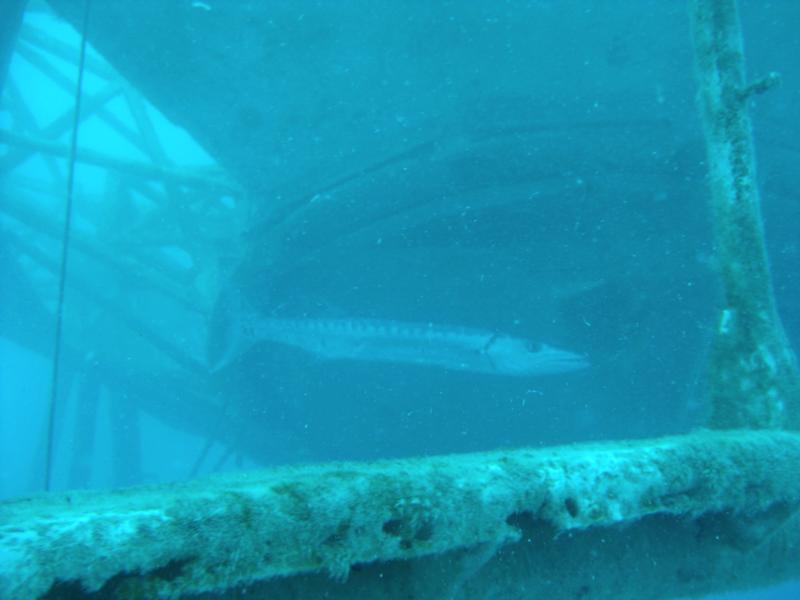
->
[0,0,798,598]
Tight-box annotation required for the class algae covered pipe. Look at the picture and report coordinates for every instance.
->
[689,0,800,429]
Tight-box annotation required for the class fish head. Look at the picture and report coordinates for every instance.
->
[488,336,589,376]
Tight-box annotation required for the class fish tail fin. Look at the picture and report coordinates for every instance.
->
[206,286,260,372]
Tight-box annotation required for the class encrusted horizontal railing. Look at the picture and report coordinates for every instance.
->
[2,429,799,598]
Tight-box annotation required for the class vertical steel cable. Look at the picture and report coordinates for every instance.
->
[44,0,91,491]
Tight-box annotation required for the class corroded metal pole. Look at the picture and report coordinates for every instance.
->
[689,0,800,429]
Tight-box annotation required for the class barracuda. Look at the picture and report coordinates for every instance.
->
[208,292,588,377]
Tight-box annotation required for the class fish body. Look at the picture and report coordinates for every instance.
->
[209,292,587,376]
[252,317,586,376]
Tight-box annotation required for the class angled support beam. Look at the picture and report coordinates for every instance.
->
[18,22,117,80]
[2,78,65,183]
[0,129,238,193]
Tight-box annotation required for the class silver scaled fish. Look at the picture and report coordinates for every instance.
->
[208,291,588,377]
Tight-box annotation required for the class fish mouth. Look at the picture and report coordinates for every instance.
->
[494,343,589,376]
[541,349,590,373]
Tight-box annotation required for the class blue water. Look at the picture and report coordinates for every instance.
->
[1,2,798,597]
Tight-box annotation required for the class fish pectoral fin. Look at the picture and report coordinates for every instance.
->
[480,333,499,354]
